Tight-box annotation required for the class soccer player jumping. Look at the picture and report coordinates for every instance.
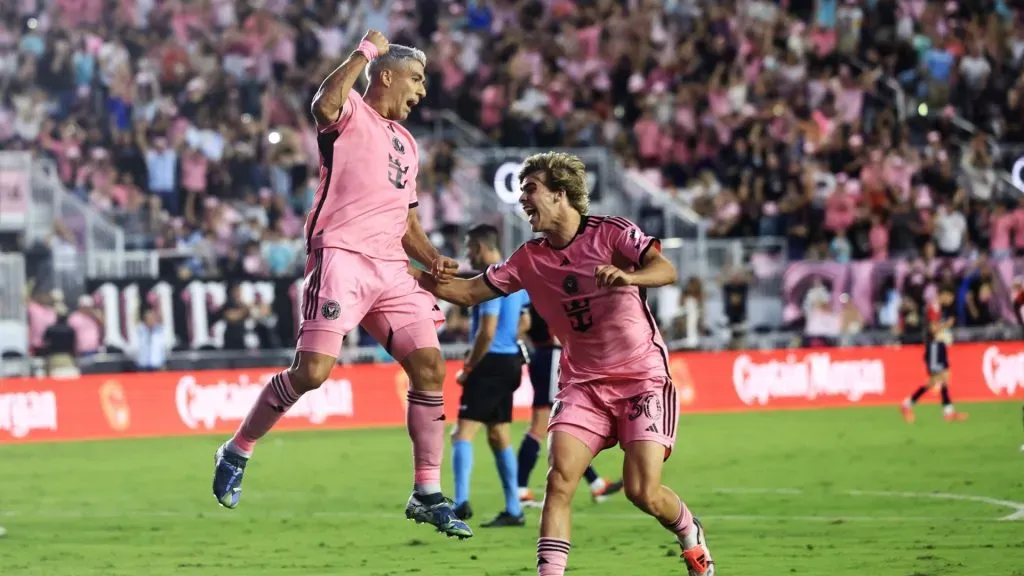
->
[212,30,472,540]
[412,152,715,575]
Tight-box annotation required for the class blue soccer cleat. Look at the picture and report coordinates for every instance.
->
[212,444,248,508]
[404,493,474,539]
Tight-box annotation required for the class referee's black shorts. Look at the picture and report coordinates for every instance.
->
[458,353,524,424]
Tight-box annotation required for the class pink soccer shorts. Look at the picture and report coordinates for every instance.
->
[296,248,445,362]
[548,377,679,460]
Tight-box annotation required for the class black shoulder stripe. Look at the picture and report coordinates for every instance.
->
[607,216,633,229]
[482,270,509,296]
[307,130,341,250]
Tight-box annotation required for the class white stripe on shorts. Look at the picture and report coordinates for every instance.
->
[549,348,561,401]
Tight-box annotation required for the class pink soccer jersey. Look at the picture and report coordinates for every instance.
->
[306,90,420,261]
[483,216,670,385]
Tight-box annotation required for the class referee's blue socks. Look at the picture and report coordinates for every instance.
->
[452,439,473,506]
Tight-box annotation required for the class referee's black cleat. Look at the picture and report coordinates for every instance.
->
[481,510,526,528]
[453,500,473,521]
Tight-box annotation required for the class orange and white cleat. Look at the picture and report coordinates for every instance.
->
[944,410,968,422]
[591,479,624,503]
[680,518,715,575]
[518,488,543,509]
[900,405,915,423]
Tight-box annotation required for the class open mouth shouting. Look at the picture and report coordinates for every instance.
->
[522,205,538,227]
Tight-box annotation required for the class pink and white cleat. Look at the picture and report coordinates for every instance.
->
[680,518,715,575]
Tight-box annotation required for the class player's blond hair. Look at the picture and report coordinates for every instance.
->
[518,152,590,215]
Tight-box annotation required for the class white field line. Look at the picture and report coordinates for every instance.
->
[715,487,1024,522]
[2,487,1022,522]
[845,489,1024,522]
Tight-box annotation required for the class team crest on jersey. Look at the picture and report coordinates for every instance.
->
[392,137,405,154]
[562,274,579,295]
[321,300,341,320]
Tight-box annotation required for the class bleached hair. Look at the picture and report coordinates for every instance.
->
[365,44,427,83]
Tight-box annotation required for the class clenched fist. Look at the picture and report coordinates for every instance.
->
[361,29,390,57]
[430,255,460,284]
[594,265,633,288]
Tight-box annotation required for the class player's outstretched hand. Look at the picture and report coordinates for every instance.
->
[361,29,390,57]
[594,265,633,288]
[431,256,460,284]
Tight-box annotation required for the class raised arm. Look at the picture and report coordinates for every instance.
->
[310,30,389,128]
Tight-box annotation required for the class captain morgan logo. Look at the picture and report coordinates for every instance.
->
[670,358,696,406]
[99,381,132,431]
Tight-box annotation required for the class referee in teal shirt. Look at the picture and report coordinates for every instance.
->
[450,224,530,528]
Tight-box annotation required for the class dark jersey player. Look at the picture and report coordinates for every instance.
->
[901,289,968,423]
[517,304,624,507]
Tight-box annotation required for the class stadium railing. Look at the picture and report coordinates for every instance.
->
[0,252,29,376]
[417,110,491,149]
[28,156,126,257]
[86,250,160,279]
[15,153,127,302]
[660,236,788,345]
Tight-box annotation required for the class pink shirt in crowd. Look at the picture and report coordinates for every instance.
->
[1013,208,1024,250]
[27,301,57,352]
[870,223,889,260]
[181,152,209,193]
[825,192,857,232]
[633,117,661,161]
[990,212,1014,252]
[68,310,102,354]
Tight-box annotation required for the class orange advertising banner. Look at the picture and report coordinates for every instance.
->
[1,342,1022,444]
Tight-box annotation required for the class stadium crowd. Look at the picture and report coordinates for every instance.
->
[3,0,1024,361]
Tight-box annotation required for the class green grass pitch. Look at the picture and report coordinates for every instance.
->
[1,402,1022,575]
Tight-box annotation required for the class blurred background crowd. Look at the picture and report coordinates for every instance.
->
[2,0,1024,372]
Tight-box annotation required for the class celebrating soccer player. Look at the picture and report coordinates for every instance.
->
[411,152,715,575]
[212,30,472,540]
